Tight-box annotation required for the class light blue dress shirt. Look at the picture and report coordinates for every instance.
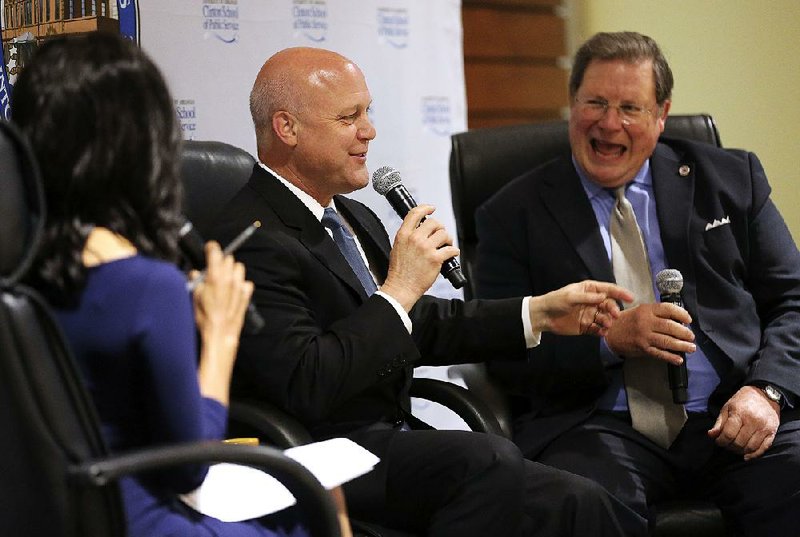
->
[573,158,724,412]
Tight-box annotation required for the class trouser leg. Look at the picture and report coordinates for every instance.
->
[520,460,634,537]
[346,429,528,537]
[706,417,800,536]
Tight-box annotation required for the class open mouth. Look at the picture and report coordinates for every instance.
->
[591,139,626,158]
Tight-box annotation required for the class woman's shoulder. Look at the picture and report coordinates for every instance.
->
[91,255,185,290]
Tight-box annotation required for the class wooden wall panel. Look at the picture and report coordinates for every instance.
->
[462,8,564,60]
[461,0,567,129]
[464,0,561,7]
[465,63,567,110]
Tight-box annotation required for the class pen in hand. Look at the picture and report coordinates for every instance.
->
[186,220,261,292]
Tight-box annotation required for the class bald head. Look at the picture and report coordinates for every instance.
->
[250,47,362,151]
[247,47,376,205]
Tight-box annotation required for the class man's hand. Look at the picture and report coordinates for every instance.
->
[708,385,780,460]
[604,303,696,366]
[381,205,460,311]
[528,280,634,336]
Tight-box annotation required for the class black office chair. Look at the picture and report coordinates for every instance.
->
[0,120,341,537]
[448,115,726,537]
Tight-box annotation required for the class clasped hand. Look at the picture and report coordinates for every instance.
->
[605,303,696,366]
[528,281,634,336]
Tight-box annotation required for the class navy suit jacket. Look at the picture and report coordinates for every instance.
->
[211,165,525,440]
[475,138,800,453]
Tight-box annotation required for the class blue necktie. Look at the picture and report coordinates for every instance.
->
[322,208,377,295]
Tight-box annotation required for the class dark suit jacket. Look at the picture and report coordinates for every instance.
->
[475,138,800,453]
[211,165,525,440]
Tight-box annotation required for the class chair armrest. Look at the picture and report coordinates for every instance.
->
[229,398,313,448]
[69,441,340,537]
[409,378,505,436]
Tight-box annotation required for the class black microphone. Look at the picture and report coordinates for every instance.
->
[178,219,265,335]
[371,166,467,289]
[656,269,689,404]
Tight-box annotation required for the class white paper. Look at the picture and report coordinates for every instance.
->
[180,438,379,522]
[284,437,380,489]
[180,463,296,522]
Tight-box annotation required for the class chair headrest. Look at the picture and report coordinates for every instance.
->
[180,140,256,239]
[0,120,45,286]
[449,114,721,247]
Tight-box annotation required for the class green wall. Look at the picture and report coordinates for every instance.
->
[569,0,799,241]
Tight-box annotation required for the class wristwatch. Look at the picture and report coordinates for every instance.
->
[760,384,783,406]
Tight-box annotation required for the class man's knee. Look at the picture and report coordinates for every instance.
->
[469,433,525,472]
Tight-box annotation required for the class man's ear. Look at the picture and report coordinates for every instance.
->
[657,100,671,133]
[272,110,299,147]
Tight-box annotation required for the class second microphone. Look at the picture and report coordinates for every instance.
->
[656,268,689,404]
[372,166,467,290]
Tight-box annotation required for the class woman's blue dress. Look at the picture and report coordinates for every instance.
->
[53,255,308,537]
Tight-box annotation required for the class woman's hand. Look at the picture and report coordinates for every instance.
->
[193,241,254,405]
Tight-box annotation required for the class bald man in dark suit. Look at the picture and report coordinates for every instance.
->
[211,46,638,536]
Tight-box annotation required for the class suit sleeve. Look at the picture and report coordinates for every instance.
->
[411,294,526,365]
[230,229,418,423]
[741,153,800,400]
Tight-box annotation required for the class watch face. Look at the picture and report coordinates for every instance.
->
[764,385,782,403]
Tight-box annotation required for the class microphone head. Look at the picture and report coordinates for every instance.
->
[372,166,402,195]
[656,268,683,295]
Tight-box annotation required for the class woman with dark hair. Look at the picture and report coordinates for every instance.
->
[10,33,312,537]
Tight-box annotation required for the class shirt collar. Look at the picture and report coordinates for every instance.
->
[258,162,338,221]
[572,156,652,200]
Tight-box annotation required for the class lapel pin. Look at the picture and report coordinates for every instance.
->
[678,165,691,177]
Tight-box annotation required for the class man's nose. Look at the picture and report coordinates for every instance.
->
[597,105,627,129]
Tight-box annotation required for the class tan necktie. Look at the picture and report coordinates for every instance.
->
[610,186,687,449]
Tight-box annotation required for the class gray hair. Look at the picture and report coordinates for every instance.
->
[569,32,673,105]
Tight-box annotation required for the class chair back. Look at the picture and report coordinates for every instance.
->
[0,120,125,536]
[449,114,722,299]
[180,140,256,238]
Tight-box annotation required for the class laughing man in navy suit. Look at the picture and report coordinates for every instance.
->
[475,31,800,536]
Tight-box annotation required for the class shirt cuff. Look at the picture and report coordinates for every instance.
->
[521,296,541,348]
[375,290,412,334]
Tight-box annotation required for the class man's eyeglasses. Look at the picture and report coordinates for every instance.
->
[573,96,656,126]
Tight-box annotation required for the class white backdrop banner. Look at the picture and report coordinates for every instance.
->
[138,0,465,300]
[138,0,470,428]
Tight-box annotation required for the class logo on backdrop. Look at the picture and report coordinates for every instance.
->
[175,99,198,138]
[292,0,328,43]
[202,0,240,44]
[0,35,13,120]
[421,96,452,136]
[377,7,409,49]
[116,0,139,41]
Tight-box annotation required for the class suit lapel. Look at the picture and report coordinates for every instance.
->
[540,160,615,283]
[248,168,370,299]
[651,144,698,313]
